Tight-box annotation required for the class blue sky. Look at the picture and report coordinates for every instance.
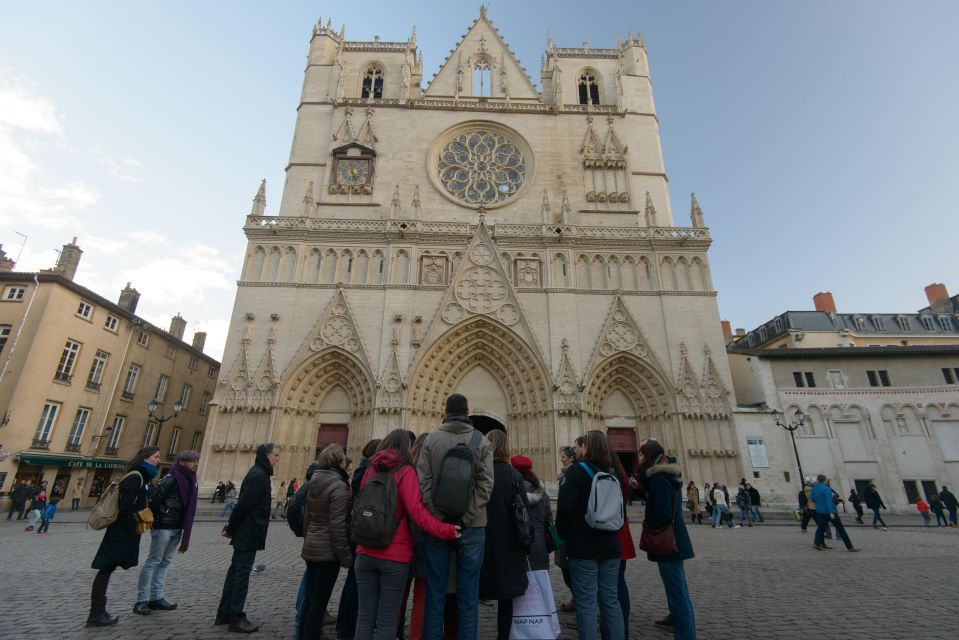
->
[1,1,957,358]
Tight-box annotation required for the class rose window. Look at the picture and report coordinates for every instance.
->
[438,130,526,205]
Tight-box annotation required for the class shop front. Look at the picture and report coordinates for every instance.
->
[13,453,128,507]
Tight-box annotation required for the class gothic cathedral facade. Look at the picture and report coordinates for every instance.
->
[199,9,743,489]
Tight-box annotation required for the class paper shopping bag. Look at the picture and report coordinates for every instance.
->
[510,569,561,639]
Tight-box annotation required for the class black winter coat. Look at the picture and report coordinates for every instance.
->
[863,487,885,510]
[941,489,959,511]
[150,474,184,530]
[556,461,621,561]
[224,446,274,551]
[524,481,553,571]
[642,463,694,563]
[92,468,149,571]
[479,461,530,601]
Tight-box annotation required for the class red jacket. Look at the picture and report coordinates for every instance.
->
[916,499,930,513]
[617,469,637,560]
[356,449,457,563]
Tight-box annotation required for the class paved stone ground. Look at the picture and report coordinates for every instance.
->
[1,509,957,640]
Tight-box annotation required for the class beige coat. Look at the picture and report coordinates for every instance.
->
[686,485,701,512]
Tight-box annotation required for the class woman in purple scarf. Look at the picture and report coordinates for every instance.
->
[133,450,200,615]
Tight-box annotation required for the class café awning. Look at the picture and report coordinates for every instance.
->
[16,452,128,470]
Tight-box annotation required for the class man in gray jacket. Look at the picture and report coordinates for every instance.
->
[416,393,494,640]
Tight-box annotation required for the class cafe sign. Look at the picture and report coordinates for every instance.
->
[16,453,128,470]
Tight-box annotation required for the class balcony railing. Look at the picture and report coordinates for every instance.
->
[30,438,51,449]
[121,390,135,401]
[64,442,81,452]
[53,370,73,383]
[85,380,101,391]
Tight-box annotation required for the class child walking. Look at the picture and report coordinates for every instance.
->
[36,497,60,535]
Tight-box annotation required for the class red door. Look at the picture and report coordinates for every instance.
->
[607,427,639,475]
[317,424,349,458]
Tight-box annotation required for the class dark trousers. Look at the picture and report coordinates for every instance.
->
[496,599,512,640]
[337,547,360,639]
[217,548,256,624]
[934,509,949,526]
[355,554,410,640]
[6,501,25,520]
[800,510,814,530]
[72,498,80,511]
[871,508,887,527]
[814,513,853,549]
[853,504,864,522]
[37,519,51,533]
[90,568,114,615]
[302,560,341,640]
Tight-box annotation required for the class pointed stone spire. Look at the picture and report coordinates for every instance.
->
[644,191,658,227]
[333,107,356,143]
[410,185,421,219]
[479,4,488,19]
[690,192,705,228]
[301,181,316,217]
[250,179,266,216]
[541,190,552,224]
[546,31,554,53]
[409,24,417,46]
[390,184,401,218]
[561,190,572,224]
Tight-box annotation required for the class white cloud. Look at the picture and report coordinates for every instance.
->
[118,242,235,305]
[95,151,142,183]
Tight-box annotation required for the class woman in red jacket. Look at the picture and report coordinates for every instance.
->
[354,429,460,640]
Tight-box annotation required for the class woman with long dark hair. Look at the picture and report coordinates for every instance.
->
[635,439,696,639]
[87,446,161,627]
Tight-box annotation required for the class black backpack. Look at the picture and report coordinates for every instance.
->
[511,471,533,550]
[286,482,309,537]
[351,467,401,548]
[432,430,483,522]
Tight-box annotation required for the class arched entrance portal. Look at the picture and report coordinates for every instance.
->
[406,316,553,474]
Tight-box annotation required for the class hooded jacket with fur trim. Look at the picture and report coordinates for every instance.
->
[642,462,694,562]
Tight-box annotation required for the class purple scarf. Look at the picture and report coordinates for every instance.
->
[169,462,198,548]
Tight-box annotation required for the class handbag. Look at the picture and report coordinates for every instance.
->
[638,487,680,556]
[135,507,155,535]
[510,568,561,639]
[545,518,562,553]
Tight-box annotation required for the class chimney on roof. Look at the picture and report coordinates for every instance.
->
[169,313,186,340]
[721,320,732,338]
[54,237,83,281]
[813,291,837,313]
[0,245,15,272]
[925,283,950,314]
[192,331,207,353]
[735,328,746,337]
[117,283,140,313]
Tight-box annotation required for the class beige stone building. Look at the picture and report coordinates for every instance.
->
[0,241,220,507]
[727,287,959,512]
[200,9,742,490]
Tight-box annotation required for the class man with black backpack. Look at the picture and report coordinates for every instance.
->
[416,393,494,640]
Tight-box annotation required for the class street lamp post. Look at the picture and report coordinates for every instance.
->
[771,408,806,488]
[148,399,183,448]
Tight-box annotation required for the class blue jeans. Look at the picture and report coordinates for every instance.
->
[751,505,764,522]
[711,505,724,527]
[136,528,182,602]
[600,560,629,639]
[294,569,307,636]
[934,510,948,526]
[568,557,623,640]
[220,502,235,519]
[949,509,958,526]
[657,561,696,639]
[871,507,887,527]
[422,526,485,640]
[738,506,753,524]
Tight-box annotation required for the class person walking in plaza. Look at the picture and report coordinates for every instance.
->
[7,479,30,520]
[635,439,696,640]
[711,483,729,528]
[916,497,932,526]
[747,484,764,523]
[300,444,351,640]
[216,443,280,634]
[556,430,625,640]
[417,393,494,640]
[272,481,287,519]
[929,492,949,527]
[24,484,48,531]
[87,446,160,628]
[134,449,200,616]
[848,488,864,524]
[219,482,237,519]
[863,483,888,530]
[35,496,59,535]
[940,486,959,527]
[686,482,702,525]
[70,480,83,511]
[735,485,753,527]
[353,430,459,640]
[479,429,530,640]
[799,481,815,533]
[811,474,860,552]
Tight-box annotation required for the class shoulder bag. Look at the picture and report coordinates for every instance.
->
[638,482,679,556]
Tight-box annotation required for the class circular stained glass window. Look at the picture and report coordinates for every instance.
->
[437,130,527,205]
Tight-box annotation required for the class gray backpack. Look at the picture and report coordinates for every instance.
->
[578,462,624,531]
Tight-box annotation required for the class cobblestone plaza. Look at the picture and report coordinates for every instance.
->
[1,511,955,639]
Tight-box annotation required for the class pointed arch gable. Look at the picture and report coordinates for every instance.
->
[280,346,375,417]
[583,352,674,421]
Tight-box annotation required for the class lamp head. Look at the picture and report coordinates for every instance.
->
[147,399,159,415]
[770,408,782,423]
[173,400,184,416]
[794,408,806,425]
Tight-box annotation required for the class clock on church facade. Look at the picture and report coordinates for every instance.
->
[330,143,375,195]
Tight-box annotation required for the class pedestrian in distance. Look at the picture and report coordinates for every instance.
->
[87,446,160,628]
[916,497,932,526]
[219,482,237,519]
[711,483,733,528]
[747,484,764,523]
[702,482,712,519]
[863,484,888,530]
[213,481,225,503]
[24,484,48,531]
[216,443,280,633]
[353,430,460,640]
[70,479,83,511]
[929,492,949,527]
[134,449,200,616]
[36,496,59,535]
[300,444,351,640]
[272,481,287,519]
[478,430,530,640]
[635,439,697,640]
[735,486,753,527]
[848,489,864,524]
[416,393,494,640]
[556,430,625,640]
[940,486,959,527]
[686,481,702,524]
[799,481,815,533]
[7,479,30,520]
[811,474,860,552]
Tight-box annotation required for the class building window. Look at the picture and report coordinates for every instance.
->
[871,316,884,330]
[3,286,26,301]
[165,344,176,360]
[122,364,140,400]
[792,371,816,388]
[106,415,124,453]
[867,370,891,387]
[191,431,201,450]
[207,365,216,377]
[138,331,150,347]
[188,355,198,370]
[55,339,82,382]
[902,480,921,504]
[942,368,959,385]
[854,316,866,331]
[178,384,192,410]
[472,60,491,97]
[361,65,384,99]
[199,391,210,416]
[33,401,61,447]
[167,427,181,459]
[577,72,600,105]
[86,349,109,390]
[921,316,935,331]
[66,408,91,451]
[76,300,94,320]
[938,316,952,331]
[104,315,119,332]
[142,421,157,447]
[0,324,10,354]
[897,316,909,332]
[154,375,169,403]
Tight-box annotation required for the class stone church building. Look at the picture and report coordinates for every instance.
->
[199,8,742,490]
